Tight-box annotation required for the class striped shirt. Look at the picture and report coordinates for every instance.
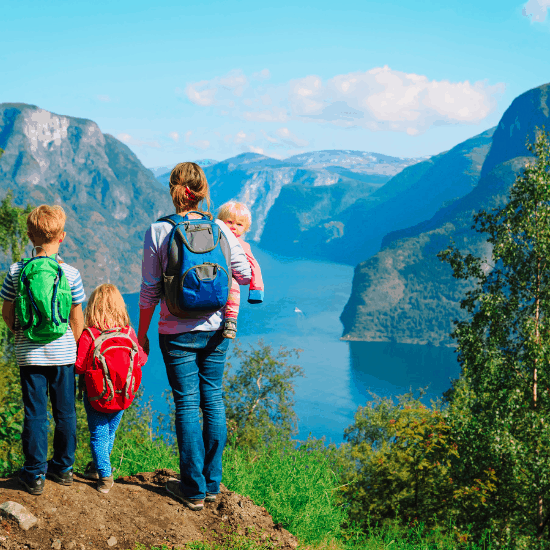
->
[0,258,86,366]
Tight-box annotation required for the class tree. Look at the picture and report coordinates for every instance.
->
[0,191,33,474]
[223,340,303,448]
[439,128,550,545]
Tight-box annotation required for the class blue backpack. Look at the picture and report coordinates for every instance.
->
[158,212,232,318]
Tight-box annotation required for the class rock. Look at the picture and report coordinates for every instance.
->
[66,542,76,550]
[107,537,117,547]
[0,501,38,531]
[51,540,62,550]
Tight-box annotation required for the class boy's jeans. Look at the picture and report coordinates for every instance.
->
[159,330,229,500]
[19,364,77,477]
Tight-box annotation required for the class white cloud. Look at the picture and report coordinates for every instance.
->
[291,67,504,133]
[116,133,160,148]
[249,145,265,154]
[97,95,111,102]
[169,131,179,142]
[183,66,504,135]
[275,127,309,148]
[191,139,210,150]
[252,69,271,81]
[522,0,550,21]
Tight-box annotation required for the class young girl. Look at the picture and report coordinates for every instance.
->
[217,201,264,338]
[75,284,148,494]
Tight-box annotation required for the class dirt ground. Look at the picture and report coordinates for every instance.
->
[0,469,298,550]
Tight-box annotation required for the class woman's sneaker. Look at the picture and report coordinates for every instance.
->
[222,319,237,339]
[166,479,204,511]
[82,461,99,480]
[19,472,45,495]
[97,476,114,494]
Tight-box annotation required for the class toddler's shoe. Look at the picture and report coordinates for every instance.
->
[222,319,237,339]
[19,471,45,496]
[97,476,114,494]
[46,463,73,486]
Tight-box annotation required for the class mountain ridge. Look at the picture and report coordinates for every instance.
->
[340,82,550,344]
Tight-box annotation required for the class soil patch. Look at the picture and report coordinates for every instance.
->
[0,469,297,549]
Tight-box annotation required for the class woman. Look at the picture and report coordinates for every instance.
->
[137,162,251,511]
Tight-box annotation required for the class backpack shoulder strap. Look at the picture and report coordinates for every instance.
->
[157,214,185,226]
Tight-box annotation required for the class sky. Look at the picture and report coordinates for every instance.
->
[1,0,550,168]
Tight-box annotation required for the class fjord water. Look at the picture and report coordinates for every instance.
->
[124,245,460,443]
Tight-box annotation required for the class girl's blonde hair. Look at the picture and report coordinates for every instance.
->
[169,162,212,218]
[217,201,252,232]
[84,284,130,331]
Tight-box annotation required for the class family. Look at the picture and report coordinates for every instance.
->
[0,162,264,511]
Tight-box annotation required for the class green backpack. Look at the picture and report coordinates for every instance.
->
[16,255,72,343]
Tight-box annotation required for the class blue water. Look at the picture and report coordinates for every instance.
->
[124,245,460,444]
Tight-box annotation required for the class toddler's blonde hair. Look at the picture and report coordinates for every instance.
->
[84,284,130,331]
[217,201,252,232]
[27,205,66,244]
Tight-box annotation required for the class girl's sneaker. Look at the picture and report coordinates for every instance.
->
[97,476,114,494]
[205,492,217,502]
[222,319,237,339]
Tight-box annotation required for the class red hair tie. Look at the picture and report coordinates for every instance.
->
[184,187,198,202]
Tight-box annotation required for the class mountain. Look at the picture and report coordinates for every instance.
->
[260,128,494,265]
[340,83,550,345]
[0,103,173,293]
[195,151,420,242]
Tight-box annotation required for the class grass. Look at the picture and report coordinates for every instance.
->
[115,434,493,550]
[222,438,346,546]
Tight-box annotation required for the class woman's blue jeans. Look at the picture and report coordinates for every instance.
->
[160,330,229,500]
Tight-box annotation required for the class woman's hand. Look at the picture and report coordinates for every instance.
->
[138,333,150,356]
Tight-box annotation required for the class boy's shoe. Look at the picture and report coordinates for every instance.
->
[222,319,237,339]
[19,472,45,496]
[82,461,99,480]
[46,466,73,486]
[165,479,204,511]
[97,476,114,494]
[205,492,217,502]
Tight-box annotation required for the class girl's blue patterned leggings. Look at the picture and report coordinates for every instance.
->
[83,396,124,478]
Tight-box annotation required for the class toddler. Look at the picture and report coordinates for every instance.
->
[75,284,148,493]
[217,201,264,338]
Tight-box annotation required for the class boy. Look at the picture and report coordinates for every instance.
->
[1,205,85,495]
[217,201,264,338]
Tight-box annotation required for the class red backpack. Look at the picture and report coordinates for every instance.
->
[83,327,142,413]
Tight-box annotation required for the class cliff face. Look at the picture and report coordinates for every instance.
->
[0,103,172,293]
[260,128,494,265]
[341,82,550,345]
[481,83,550,178]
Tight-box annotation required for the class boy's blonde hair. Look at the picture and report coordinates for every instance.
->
[217,201,252,232]
[27,205,66,244]
[84,284,130,331]
[169,162,212,218]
